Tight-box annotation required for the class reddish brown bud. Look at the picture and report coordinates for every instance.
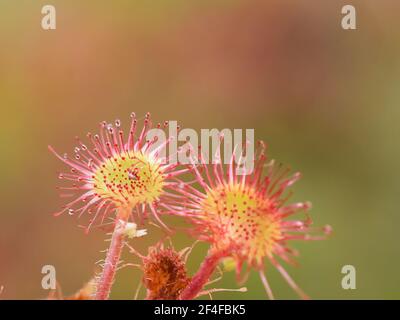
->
[142,246,190,300]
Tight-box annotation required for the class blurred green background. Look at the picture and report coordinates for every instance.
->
[1,0,399,299]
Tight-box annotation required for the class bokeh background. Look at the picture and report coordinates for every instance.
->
[1,0,399,299]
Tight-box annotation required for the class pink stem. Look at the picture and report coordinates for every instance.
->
[180,248,230,300]
[95,211,128,300]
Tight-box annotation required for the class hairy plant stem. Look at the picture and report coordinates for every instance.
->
[179,248,231,300]
[95,208,129,300]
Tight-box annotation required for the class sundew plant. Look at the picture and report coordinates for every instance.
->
[49,113,331,300]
